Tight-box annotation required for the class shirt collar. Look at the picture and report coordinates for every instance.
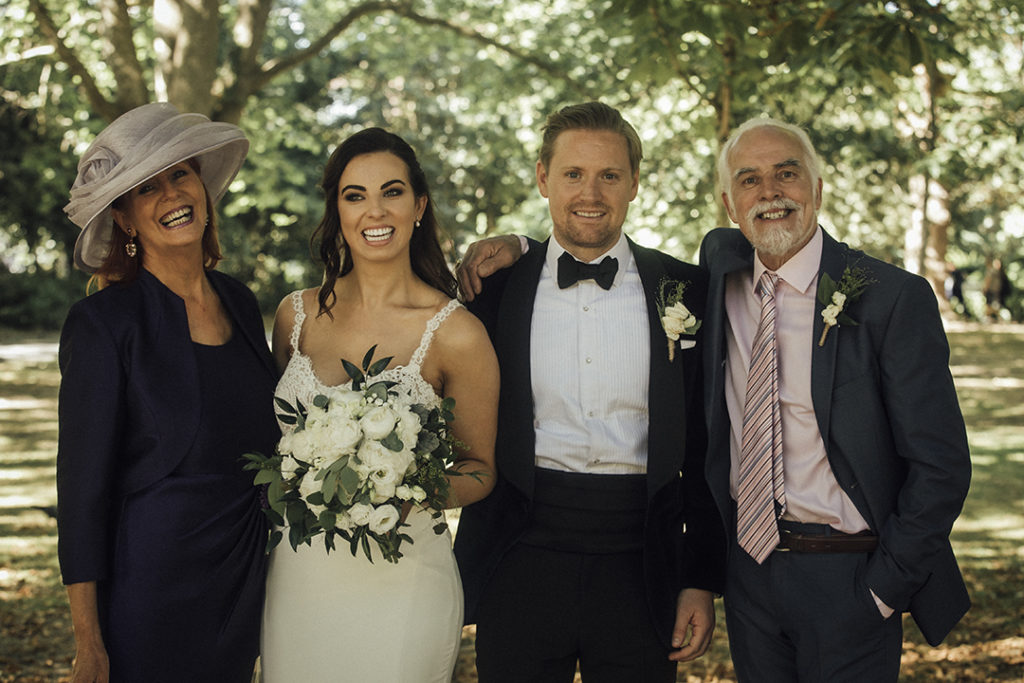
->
[752,226,823,296]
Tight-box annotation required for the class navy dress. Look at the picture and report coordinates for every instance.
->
[99,330,279,682]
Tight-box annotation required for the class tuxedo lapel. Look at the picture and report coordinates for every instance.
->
[630,240,681,497]
[494,239,548,498]
[810,230,847,445]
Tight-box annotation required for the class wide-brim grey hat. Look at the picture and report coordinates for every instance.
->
[65,102,249,272]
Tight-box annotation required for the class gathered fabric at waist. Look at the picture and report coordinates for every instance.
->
[520,468,647,554]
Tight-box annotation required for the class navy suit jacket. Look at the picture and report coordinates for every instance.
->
[56,269,277,585]
[699,226,971,646]
[454,236,726,648]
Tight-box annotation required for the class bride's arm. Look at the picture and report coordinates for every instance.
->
[435,309,499,509]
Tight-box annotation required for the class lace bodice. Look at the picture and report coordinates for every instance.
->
[274,292,462,431]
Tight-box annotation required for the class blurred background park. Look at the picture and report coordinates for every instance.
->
[1,0,1022,680]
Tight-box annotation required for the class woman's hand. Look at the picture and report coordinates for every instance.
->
[70,639,110,683]
[66,582,110,683]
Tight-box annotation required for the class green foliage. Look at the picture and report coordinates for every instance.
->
[1,0,1023,323]
[0,269,87,330]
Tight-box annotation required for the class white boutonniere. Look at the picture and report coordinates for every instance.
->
[816,262,875,347]
[657,277,701,362]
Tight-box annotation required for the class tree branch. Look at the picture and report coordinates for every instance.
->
[27,0,119,120]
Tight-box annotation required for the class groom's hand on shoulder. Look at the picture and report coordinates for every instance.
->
[457,234,524,301]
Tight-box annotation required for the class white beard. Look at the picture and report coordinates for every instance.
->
[744,199,814,259]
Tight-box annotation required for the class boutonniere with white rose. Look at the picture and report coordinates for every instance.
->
[816,262,875,347]
[657,276,701,362]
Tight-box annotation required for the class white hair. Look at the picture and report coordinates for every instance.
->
[716,117,822,206]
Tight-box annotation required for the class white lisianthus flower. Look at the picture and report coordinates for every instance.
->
[280,455,301,480]
[396,407,422,449]
[396,485,413,501]
[348,502,374,526]
[360,405,399,441]
[277,431,296,457]
[368,505,400,534]
[410,485,428,503]
[831,291,847,308]
[334,511,355,532]
[298,469,325,515]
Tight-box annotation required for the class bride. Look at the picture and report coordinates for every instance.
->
[260,128,499,682]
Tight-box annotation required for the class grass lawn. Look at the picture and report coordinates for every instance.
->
[1,322,1021,682]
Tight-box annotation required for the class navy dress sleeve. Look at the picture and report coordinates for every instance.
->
[56,298,128,585]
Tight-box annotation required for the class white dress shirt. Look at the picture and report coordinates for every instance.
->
[724,227,869,533]
[530,232,650,474]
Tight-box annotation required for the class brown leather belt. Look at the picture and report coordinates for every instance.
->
[777,530,878,553]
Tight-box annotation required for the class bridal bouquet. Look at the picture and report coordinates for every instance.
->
[244,347,460,564]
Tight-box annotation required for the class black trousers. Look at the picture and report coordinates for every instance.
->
[724,520,903,682]
[474,469,675,683]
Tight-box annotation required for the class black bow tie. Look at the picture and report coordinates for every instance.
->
[557,252,618,290]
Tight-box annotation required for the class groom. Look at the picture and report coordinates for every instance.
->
[453,101,725,682]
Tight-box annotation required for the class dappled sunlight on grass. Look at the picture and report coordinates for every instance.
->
[0,325,1021,682]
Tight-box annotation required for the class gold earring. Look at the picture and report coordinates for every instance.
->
[125,228,137,258]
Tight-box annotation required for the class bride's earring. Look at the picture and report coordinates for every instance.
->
[125,227,137,258]
[414,219,421,229]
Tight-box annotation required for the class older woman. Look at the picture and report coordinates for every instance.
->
[58,103,278,682]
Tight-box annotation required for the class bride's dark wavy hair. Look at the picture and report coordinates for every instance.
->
[310,127,457,318]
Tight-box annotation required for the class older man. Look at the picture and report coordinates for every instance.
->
[700,117,970,681]
[454,101,725,682]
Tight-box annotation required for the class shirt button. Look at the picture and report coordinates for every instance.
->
[587,410,594,417]
[585,357,592,364]
[583,306,590,312]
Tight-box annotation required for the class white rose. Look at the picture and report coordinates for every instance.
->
[662,303,696,340]
[348,502,374,526]
[326,416,362,455]
[277,431,296,456]
[831,291,847,307]
[298,469,326,515]
[327,386,363,413]
[367,505,400,534]
[661,315,684,340]
[360,405,399,441]
[280,455,301,480]
[396,408,422,449]
[396,485,413,501]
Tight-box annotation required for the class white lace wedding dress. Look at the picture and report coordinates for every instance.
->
[260,292,464,683]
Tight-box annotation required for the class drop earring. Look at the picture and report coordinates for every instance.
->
[414,219,421,229]
[125,228,137,258]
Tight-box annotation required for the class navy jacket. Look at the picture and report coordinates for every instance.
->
[454,236,726,648]
[56,269,276,585]
[699,226,971,646]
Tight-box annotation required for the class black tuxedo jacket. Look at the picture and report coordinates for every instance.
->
[454,236,726,647]
[699,226,971,645]
[56,269,277,585]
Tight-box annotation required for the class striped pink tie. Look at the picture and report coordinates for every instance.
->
[737,271,786,564]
